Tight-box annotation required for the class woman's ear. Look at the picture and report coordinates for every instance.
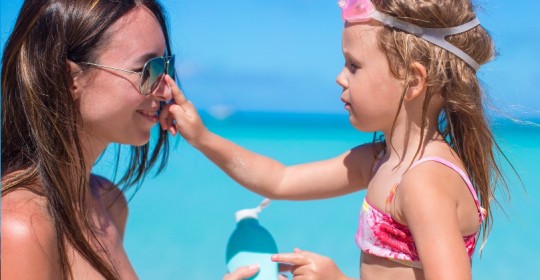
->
[404,62,427,101]
[66,60,83,100]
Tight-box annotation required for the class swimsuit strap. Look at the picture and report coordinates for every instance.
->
[410,157,480,201]
[385,156,485,220]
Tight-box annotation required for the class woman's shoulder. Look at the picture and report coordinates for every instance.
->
[90,174,127,204]
[2,188,54,240]
[2,189,61,277]
[90,174,129,236]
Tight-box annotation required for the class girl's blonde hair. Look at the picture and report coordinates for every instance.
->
[373,0,511,243]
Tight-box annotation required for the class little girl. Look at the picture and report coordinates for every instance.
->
[161,0,507,279]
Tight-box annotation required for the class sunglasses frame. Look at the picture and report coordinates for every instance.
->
[80,55,175,96]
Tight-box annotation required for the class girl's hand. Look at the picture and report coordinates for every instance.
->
[271,248,353,280]
[159,75,208,146]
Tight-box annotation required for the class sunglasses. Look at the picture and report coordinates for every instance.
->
[80,55,175,96]
[338,0,481,71]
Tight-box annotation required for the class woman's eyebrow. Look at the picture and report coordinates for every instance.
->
[134,52,161,64]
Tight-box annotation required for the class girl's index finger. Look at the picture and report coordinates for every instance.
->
[271,253,310,266]
[164,74,188,104]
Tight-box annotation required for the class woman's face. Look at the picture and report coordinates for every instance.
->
[76,6,171,147]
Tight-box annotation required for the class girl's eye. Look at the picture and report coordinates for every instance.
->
[348,62,359,73]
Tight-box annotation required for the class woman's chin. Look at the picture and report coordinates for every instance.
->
[125,133,151,147]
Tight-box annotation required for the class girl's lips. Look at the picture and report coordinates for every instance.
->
[340,96,351,109]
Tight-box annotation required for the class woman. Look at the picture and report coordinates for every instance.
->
[2,0,173,279]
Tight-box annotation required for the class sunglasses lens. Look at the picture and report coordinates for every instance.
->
[167,56,175,81]
[140,57,165,95]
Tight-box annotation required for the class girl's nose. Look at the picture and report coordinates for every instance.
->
[336,67,348,89]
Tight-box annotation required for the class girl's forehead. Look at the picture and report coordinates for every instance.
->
[342,23,380,50]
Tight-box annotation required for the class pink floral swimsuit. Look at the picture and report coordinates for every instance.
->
[355,157,486,268]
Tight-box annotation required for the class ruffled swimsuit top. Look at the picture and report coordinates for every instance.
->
[356,157,486,269]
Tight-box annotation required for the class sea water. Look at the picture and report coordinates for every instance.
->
[92,113,540,280]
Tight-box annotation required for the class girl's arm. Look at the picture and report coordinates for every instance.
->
[159,75,378,200]
[396,163,474,280]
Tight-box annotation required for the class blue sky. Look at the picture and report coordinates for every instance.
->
[2,0,539,119]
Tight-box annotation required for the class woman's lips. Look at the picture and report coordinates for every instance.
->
[137,109,159,123]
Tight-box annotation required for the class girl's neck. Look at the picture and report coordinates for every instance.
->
[382,119,443,164]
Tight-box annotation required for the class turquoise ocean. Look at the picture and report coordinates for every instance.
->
[93,113,540,280]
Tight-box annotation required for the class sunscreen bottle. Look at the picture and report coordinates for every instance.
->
[225,199,278,280]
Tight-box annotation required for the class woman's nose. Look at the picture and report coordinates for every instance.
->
[151,75,173,102]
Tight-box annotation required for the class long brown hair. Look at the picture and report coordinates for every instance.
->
[2,0,172,279]
[371,0,512,244]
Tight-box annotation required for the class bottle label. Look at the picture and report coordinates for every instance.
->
[227,252,278,280]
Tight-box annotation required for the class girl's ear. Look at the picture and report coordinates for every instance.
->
[66,60,83,100]
[404,62,427,101]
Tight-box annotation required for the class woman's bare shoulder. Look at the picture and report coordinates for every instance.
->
[2,189,61,278]
[2,188,51,227]
[90,174,129,237]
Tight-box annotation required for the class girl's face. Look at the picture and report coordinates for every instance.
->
[336,22,405,133]
[76,7,171,147]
